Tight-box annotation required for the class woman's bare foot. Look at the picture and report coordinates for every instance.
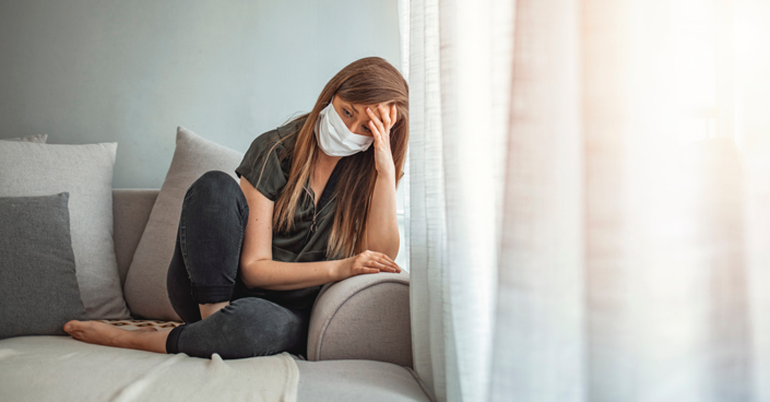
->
[64,320,130,347]
[64,320,169,353]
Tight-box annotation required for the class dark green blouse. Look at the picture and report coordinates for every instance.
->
[236,116,341,262]
[234,116,340,308]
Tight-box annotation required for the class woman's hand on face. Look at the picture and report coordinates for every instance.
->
[366,104,398,178]
[333,250,402,281]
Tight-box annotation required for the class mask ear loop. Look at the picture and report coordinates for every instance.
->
[317,96,332,126]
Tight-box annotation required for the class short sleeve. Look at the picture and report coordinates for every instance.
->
[235,130,289,201]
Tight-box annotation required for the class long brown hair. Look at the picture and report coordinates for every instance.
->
[271,57,409,260]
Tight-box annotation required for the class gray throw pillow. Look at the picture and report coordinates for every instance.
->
[124,127,243,321]
[0,141,130,319]
[0,193,88,339]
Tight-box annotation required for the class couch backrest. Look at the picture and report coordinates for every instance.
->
[112,189,159,288]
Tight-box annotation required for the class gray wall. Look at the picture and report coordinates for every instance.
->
[0,0,401,188]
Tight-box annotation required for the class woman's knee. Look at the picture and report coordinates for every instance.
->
[220,299,307,356]
[171,299,309,359]
[183,171,246,210]
[189,171,239,197]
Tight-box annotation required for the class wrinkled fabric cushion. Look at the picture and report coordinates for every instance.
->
[0,336,429,402]
[0,141,129,319]
[0,336,299,402]
[124,127,243,321]
[2,134,48,143]
[0,193,87,339]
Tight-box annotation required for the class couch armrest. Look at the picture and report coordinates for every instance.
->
[307,271,412,368]
[113,189,159,287]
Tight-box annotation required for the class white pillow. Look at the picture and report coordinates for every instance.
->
[124,127,243,321]
[0,141,130,319]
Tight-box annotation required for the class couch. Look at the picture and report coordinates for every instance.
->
[0,133,432,402]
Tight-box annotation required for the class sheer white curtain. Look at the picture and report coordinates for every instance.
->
[404,0,770,401]
[406,0,511,400]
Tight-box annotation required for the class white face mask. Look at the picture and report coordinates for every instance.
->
[314,97,374,157]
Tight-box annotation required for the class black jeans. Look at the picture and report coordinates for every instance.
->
[165,171,311,359]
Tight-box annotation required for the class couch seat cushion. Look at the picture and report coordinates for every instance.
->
[0,336,299,402]
[0,335,431,402]
[295,359,432,402]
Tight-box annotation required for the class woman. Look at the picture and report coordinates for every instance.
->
[63,57,408,359]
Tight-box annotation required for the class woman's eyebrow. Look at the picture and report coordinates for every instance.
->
[347,103,360,115]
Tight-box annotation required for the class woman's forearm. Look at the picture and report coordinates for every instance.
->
[241,173,399,291]
[363,171,400,259]
[241,259,342,291]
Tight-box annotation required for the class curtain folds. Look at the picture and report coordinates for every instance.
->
[407,0,511,400]
[405,0,770,401]
[490,0,584,400]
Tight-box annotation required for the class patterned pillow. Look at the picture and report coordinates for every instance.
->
[98,319,182,331]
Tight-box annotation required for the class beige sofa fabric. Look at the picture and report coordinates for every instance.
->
[0,183,426,401]
[308,271,413,368]
[0,336,299,402]
[296,359,432,402]
[0,336,432,402]
[113,189,158,287]
[117,189,415,369]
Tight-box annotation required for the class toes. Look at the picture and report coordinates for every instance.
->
[63,320,93,342]
[65,328,83,339]
[64,321,76,333]
[64,320,85,333]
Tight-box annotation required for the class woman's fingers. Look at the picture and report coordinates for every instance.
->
[379,104,392,128]
[371,260,398,272]
[354,257,380,273]
[378,257,399,271]
[369,121,381,143]
[366,107,387,135]
[365,104,396,133]
[365,107,383,145]
[377,252,399,265]
[373,253,401,273]
[354,250,401,275]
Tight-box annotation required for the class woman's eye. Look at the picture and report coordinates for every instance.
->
[343,109,352,117]
[362,125,371,133]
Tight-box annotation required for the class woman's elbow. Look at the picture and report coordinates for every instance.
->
[385,240,399,261]
[367,239,399,262]
[239,259,266,288]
